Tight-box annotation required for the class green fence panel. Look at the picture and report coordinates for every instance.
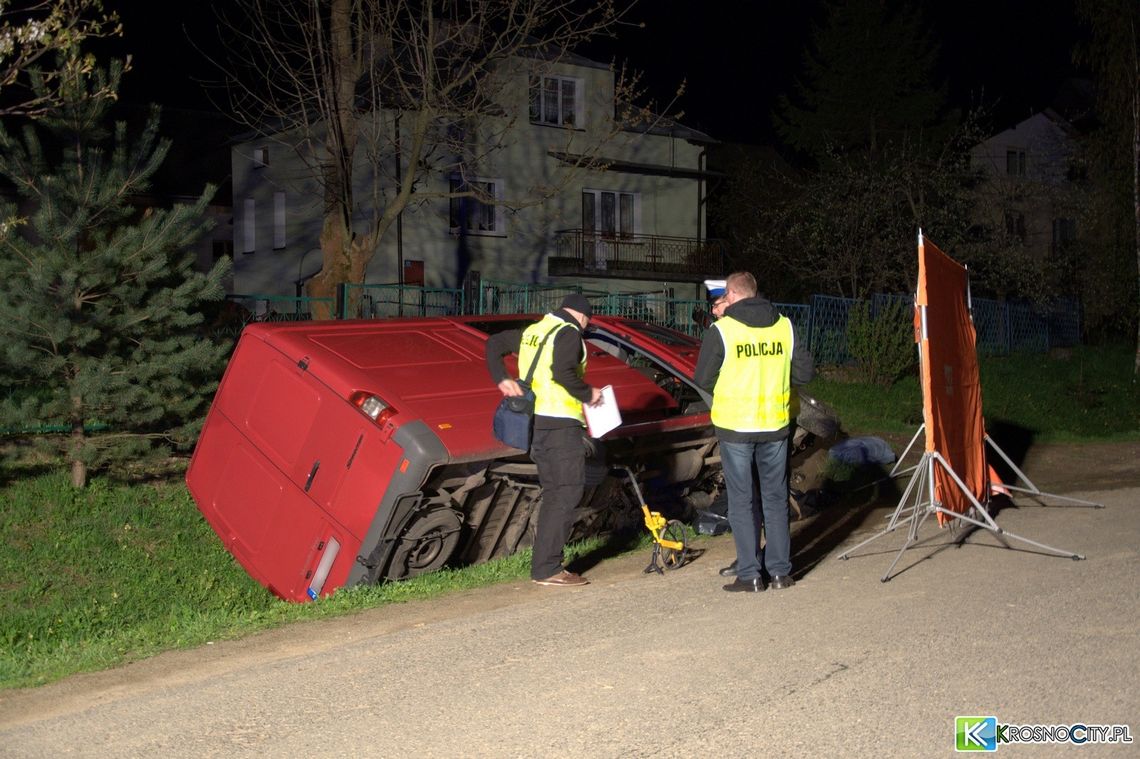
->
[593,292,707,336]
[970,298,1007,356]
[1044,296,1081,347]
[808,294,857,365]
[478,281,587,315]
[340,283,464,319]
[220,285,1081,363]
[775,303,811,349]
[1007,300,1050,353]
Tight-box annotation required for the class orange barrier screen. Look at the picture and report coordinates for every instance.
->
[916,238,987,522]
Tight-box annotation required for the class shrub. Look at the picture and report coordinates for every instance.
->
[846,299,917,386]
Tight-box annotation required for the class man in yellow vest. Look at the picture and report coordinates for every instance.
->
[485,293,603,587]
[694,272,814,592]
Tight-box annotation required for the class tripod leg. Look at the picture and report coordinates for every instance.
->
[644,542,664,574]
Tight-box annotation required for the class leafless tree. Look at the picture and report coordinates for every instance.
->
[214,0,669,306]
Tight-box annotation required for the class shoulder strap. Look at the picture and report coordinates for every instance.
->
[521,323,569,384]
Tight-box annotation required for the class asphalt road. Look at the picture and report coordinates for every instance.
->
[1,448,1138,758]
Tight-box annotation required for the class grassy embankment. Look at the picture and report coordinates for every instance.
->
[2,344,1136,690]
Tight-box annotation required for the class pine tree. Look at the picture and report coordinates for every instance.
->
[0,60,230,487]
[775,0,949,162]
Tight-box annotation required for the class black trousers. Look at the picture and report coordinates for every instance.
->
[529,425,586,580]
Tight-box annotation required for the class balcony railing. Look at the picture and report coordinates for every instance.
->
[549,229,726,281]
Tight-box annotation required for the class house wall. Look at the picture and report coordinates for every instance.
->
[230,54,710,300]
[970,112,1078,261]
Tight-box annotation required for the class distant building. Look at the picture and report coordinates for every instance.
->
[970,104,1084,264]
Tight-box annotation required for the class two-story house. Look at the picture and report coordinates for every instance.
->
[970,107,1083,263]
[228,49,723,306]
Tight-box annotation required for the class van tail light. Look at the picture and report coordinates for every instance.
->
[350,391,397,426]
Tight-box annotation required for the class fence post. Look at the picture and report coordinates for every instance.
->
[336,283,348,319]
[1003,301,1011,354]
[807,294,818,354]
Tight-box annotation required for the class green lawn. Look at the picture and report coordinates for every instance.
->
[806,343,1140,442]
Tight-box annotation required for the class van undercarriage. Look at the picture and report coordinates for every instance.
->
[364,429,722,582]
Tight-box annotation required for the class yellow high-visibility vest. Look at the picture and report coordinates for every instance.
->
[518,314,586,423]
[710,315,794,432]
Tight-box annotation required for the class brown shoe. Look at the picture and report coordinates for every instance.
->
[533,570,589,587]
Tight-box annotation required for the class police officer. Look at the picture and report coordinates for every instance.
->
[485,293,602,587]
[694,272,814,592]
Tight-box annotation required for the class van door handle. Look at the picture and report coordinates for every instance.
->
[346,434,363,469]
[304,460,320,492]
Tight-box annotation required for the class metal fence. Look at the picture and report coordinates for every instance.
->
[593,291,707,337]
[478,280,587,316]
[223,285,1082,364]
[211,293,338,339]
[338,283,465,319]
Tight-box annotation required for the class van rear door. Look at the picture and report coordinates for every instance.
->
[190,332,390,600]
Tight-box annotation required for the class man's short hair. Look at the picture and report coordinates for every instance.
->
[726,272,757,298]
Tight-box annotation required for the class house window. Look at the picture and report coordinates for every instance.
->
[242,198,255,253]
[1005,149,1026,176]
[253,146,269,168]
[1004,210,1026,241]
[528,75,582,127]
[582,189,639,239]
[1052,217,1077,254]
[273,192,286,250]
[449,177,503,235]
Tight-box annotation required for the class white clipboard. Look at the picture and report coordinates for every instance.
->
[584,385,622,438]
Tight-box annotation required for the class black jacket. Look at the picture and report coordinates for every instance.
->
[484,310,592,429]
[693,296,815,442]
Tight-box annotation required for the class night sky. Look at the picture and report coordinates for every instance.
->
[109,0,1087,145]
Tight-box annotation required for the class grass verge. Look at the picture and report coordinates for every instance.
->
[0,470,651,691]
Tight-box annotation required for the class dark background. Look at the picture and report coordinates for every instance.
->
[108,0,1087,145]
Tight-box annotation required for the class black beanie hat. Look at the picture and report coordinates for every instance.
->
[559,293,593,318]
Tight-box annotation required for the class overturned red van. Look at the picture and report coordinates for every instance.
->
[186,314,727,601]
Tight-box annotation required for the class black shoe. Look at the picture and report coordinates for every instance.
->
[718,560,738,577]
[722,576,765,593]
[769,574,795,590]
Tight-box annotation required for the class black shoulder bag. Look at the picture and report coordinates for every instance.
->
[492,325,562,450]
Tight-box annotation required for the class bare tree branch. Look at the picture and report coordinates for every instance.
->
[208,0,669,303]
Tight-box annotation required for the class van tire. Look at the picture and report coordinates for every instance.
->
[385,504,463,580]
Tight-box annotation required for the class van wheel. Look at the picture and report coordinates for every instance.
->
[386,505,462,580]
